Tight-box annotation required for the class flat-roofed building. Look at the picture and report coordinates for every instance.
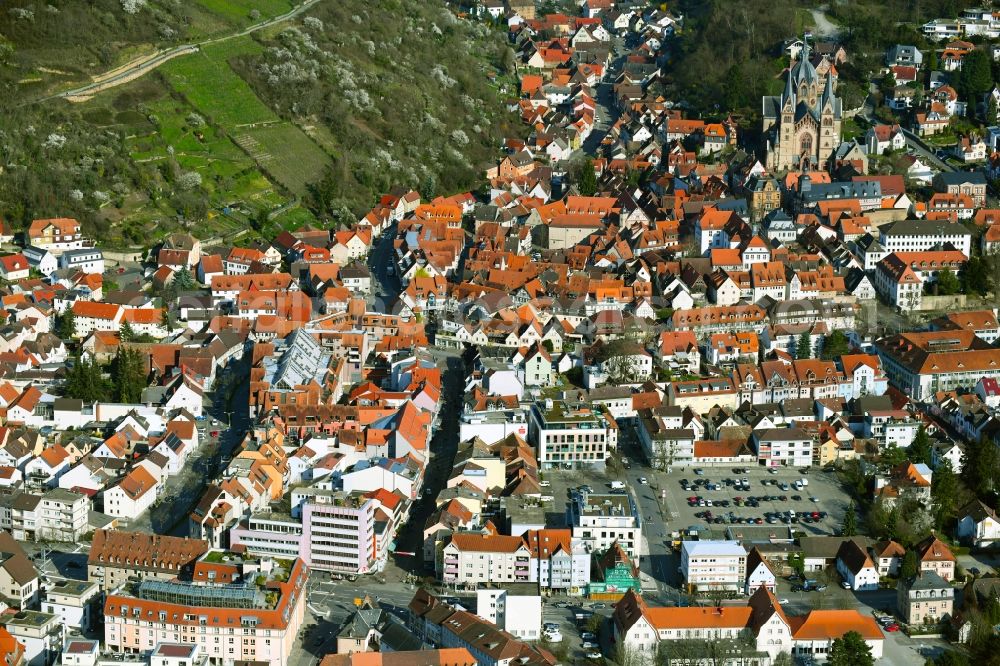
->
[527,399,618,470]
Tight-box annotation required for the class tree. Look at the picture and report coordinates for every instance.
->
[820,330,850,360]
[928,48,939,73]
[932,459,962,529]
[962,436,1000,497]
[936,268,960,295]
[880,444,908,467]
[828,630,874,666]
[112,346,147,404]
[172,266,195,291]
[933,650,970,666]
[577,158,598,196]
[962,255,990,296]
[900,550,919,580]
[796,330,813,359]
[499,46,517,74]
[57,309,76,340]
[64,356,111,402]
[119,320,136,343]
[842,500,858,537]
[955,49,992,104]
[907,426,932,465]
[989,96,999,126]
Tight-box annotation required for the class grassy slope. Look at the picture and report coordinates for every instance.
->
[0,0,513,246]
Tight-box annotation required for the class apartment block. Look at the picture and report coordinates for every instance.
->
[568,491,640,561]
[87,529,208,589]
[103,556,307,666]
[681,540,747,592]
[527,399,618,470]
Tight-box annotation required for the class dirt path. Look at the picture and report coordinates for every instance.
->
[809,6,841,39]
[46,0,322,103]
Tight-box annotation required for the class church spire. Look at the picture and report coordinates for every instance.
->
[783,67,795,109]
[821,69,834,111]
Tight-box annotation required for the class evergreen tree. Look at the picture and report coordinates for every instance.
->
[796,330,812,359]
[820,330,850,359]
[955,49,992,104]
[112,346,147,404]
[900,550,919,579]
[119,320,136,343]
[932,459,962,529]
[907,426,932,465]
[936,269,960,295]
[962,256,990,296]
[962,436,1000,497]
[842,500,858,537]
[57,309,76,340]
[829,631,874,666]
[577,158,598,196]
[989,96,999,126]
[173,266,196,290]
[64,356,111,402]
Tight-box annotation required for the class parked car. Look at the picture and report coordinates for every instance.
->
[585,652,603,660]
[884,624,900,632]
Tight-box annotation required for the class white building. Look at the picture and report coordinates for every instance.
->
[527,399,618,470]
[41,579,100,634]
[102,467,159,523]
[879,219,973,257]
[59,248,105,275]
[956,499,1000,548]
[441,534,532,586]
[476,589,542,640]
[568,492,640,561]
[753,428,813,467]
[836,540,880,591]
[681,540,747,592]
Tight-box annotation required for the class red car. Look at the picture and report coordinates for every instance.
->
[210,430,220,437]
[884,624,899,632]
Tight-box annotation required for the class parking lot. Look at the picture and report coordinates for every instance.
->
[660,464,849,537]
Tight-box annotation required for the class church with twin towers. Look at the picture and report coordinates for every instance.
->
[762,35,843,172]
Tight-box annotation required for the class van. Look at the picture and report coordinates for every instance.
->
[609,481,626,490]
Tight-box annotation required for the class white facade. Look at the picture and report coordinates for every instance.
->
[476,590,542,640]
[60,249,105,275]
[681,540,747,591]
[569,492,641,560]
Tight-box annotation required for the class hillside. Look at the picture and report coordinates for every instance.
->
[668,0,968,119]
[0,0,515,246]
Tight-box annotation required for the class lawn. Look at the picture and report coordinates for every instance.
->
[235,123,331,196]
[193,0,294,24]
[160,38,278,127]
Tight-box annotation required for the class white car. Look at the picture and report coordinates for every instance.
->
[638,477,648,485]
[778,598,790,605]
[585,652,603,660]
[544,632,563,643]
[582,642,597,649]
[841,581,852,590]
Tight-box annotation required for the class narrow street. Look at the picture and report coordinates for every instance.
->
[387,349,467,575]
[122,358,251,536]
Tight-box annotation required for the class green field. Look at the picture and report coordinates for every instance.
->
[235,123,331,195]
[161,39,278,127]
[194,0,294,24]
